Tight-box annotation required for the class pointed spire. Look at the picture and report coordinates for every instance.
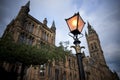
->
[51,21,55,28]
[87,22,91,29]
[85,30,87,37]
[87,21,96,35]
[25,0,30,8]
[51,20,56,32]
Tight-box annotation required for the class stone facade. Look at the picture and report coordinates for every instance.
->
[1,1,119,80]
[3,1,56,47]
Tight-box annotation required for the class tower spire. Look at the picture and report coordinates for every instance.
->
[87,22,91,29]
[51,20,56,32]
[25,0,30,8]
[87,22,96,34]
[51,21,55,28]
[85,30,87,37]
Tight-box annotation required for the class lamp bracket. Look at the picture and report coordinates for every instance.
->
[70,45,85,53]
[68,32,84,40]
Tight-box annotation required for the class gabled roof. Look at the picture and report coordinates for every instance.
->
[27,14,53,33]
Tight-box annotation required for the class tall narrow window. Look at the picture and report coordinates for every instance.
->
[45,32,47,41]
[73,60,75,68]
[94,42,97,49]
[48,63,51,77]
[55,69,59,80]
[24,21,28,29]
[24,22,34,33]
[40,65,45,76]
[63,72,66,80]
[18,33,26,43]
[74,74,77,79]
[25,22,30,31]
[18,33,24,43]
[69,59,71,68]
[29,24,34,33]
[70,73,72,80]
[42,31,44,40]
[42,31,46,40]
[28,36,34,45]
[91,43,94,50]
[24,34,27,43]
[46,34,48,41]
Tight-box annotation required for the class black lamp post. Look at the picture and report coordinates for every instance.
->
[65,12,85,80]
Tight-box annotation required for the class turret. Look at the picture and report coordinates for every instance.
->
[43,18,48,25]
[20,1,30,14]
[16,1,30,26]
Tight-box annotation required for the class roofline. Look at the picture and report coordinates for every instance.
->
[28,14,54,33]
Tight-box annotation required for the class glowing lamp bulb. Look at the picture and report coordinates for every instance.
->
[72,20,77,27]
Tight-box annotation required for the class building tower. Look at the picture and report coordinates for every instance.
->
[85,22,106,65]
[51,21,56,44]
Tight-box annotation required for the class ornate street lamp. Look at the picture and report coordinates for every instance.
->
[65,12,85,80]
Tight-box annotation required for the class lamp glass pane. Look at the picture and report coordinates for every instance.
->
[66,16,78,31]
[78,16,85,32]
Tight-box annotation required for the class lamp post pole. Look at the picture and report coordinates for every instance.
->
[71,35,85,80]
[65,12,86,80]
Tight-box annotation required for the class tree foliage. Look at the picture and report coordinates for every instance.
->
[0,33,68,66]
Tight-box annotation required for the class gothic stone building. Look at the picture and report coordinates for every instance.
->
[1,1,119,80]
[84,23,119,80]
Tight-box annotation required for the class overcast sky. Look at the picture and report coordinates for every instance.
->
[0,0,120,77]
